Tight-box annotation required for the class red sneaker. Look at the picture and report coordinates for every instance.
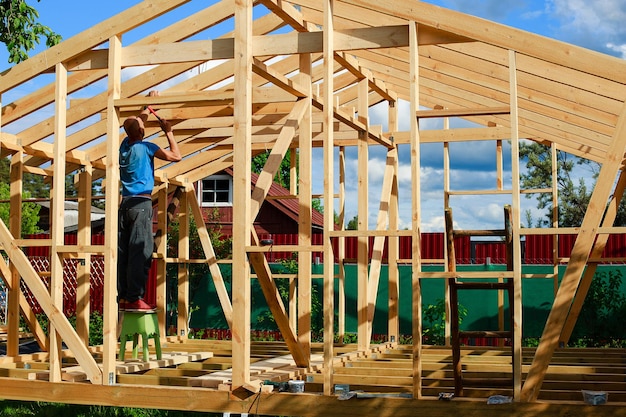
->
[124,299,156,312]
[118,299,127,310]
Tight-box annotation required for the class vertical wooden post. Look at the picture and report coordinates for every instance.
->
[551,144,559,295]
[232,0,253,389]
[177,185,190,337]
[445,208,461,396]
[298,52,313,359]
[77,166,93,346]
[323,0,335,396]
[443,119,451,347]
[103,34,122,385]
[337,146,346,343]
[7,151,22,357]
[49,61,68,382]
[156,183,168,336]
[388,101,399,343]
[357,76,369,351]
[409,20,423,399]
[289,149,297,332]
[509,50,523,400]
[520,77,626,406]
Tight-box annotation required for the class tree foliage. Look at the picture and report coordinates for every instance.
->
[520,141,626,227]
[0,156,50,198]
[0,182,41,235]
[251,150,295,190]
[0,0,61,64]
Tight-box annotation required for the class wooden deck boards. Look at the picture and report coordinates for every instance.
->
[2,339,626,411]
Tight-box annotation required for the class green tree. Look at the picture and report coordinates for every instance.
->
[346,215,358,230]
[0,182,41,235]
[251,150,296,189]
[0,0,61,64]
[519,142,626,227]
[572,269,626,344]
[0,157,50,198]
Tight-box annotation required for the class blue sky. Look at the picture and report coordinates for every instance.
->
[1,1,624,231]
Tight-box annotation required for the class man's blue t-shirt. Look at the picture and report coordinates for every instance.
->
[119,138,160,197]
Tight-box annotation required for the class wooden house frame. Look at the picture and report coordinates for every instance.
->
[1,0,626,415]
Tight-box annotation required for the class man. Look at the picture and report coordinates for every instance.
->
[118,91,181,312]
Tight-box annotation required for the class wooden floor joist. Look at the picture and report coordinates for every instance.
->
[3,0,626,414]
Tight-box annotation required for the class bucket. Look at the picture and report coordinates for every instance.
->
[288,380,305,393]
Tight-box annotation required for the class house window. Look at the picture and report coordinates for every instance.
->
[200,175,232,207]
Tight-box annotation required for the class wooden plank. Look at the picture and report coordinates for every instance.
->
[560,169,626,343]
[48,62,68,382]
[520,100,626,401]
[0,255,47,349]
[122,39,235,66]
[322,0,335,396]
[252,25,411,56]
[387,102,400,343]
[0,0,191,94]
[366,148,396,343]
[102,35,122,385]
[416,106,510,119]
[337,147,346,341]
[509,49,523,400]
[247,244,308,367]
[390,126,511,144]
[409,21,423,400]
[187,189,233,329]
[231,0,253,391]
[177,188,190,338]
[76,167,93,347]
[7,150,22,357]
[357,78,369,352]
[0,220,101,383]
[297,52,313,359]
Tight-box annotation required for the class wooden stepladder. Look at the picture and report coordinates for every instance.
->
[445,206,515,397]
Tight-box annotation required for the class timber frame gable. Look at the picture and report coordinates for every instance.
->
[1,0,626,415]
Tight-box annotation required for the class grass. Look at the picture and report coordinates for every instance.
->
[0,401,224,417]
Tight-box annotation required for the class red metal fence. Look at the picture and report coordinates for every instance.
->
[9,232,626,319]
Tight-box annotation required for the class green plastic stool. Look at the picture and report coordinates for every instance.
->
[119,311,162,361]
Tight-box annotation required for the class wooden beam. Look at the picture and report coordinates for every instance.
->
[7,151,22,357]
[102,35,122,386]
[187,189,233,329]
[520,99,626,402]
[0,0,191,94]
[298,51,313,359]
[409,20,423,400]
[560,169,626,343]
[387,102,400,343]
[0,220,101,383]
[252,25,411,56]
[231,0,253,391]
[366,147,396,343]
[509,49,523,400]
[416,106,510,119]
[177,187,190,338]
[322,0,335,396]
[48,62,68,382]
[76,167,93,347]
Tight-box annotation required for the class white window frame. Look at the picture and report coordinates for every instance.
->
[198,175,233,207]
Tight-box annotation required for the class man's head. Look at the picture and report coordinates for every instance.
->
[123,116,145,141]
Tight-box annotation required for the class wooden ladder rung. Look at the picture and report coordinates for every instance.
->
[462,377,513,387]
[459,330,512,339]
[451,281,512,290]
[416,106,510,119]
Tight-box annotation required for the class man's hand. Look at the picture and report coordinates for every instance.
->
[159,119,172,133]
[148,90,160,97]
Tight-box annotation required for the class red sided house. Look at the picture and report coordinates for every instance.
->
[195,168,325,238]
